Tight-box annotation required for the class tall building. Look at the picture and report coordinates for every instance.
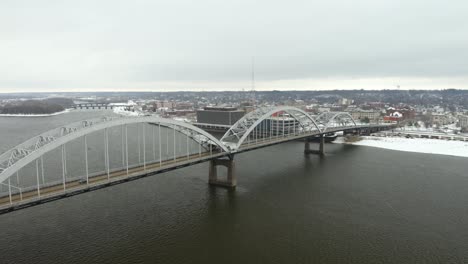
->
[337,98,354,106]
[196,106,245,125]
[260,116,299,135]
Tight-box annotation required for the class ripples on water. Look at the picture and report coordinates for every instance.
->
[0,111,467,263]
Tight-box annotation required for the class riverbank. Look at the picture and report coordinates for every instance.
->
[0,109,71,117]
[334,136,468,158]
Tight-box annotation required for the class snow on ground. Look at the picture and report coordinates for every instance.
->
[108,100,137,106]
[113,106,143,116]
[172,117,191,123]
[395,122,462,135]
[0,109,70,117]
[334,136,468,158]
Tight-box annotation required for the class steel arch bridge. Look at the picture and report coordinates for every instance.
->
[0,106,394,214]
[315,112,357,133]
[220,106,322,151]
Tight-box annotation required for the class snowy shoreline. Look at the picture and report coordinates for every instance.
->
[334,136,468,158]
[0,109,71,117]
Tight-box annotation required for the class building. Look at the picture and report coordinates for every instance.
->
[386,107,415,120]
[349,109,381,121]
[196,106,245,125]
[154,101,175,109]
[261,113,300,135]
[164,109,196,116]
[318,107,331,113]
[459,115,468,132]
[337,98,353,106]
[173,102,194,110]
[384,111,403,122]
[431,113,450,126]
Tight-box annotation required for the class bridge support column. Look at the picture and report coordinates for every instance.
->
[209,158,236,188]
[319,135,324,154]
[304,135,324,155]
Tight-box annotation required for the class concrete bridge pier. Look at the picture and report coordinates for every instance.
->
[209,157,236,188]
[304,135,324,155]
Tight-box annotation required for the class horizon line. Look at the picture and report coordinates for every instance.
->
[0,88,467,94]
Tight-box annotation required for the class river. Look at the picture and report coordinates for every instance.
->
[0,110,467,263]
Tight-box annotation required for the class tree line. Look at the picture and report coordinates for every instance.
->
[0,98,73,114]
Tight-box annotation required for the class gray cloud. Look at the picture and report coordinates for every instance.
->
[1,0,467,91]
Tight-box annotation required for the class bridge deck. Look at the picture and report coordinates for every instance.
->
[234,124,391,152]
[0,150,227,214]
[0,123,393,214]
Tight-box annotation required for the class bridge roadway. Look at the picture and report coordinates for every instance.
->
[0,123,390,214]
[0,150,225,213]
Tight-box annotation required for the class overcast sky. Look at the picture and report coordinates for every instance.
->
[1,0,467,92]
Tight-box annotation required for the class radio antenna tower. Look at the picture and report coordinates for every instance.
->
[250,56,256,106]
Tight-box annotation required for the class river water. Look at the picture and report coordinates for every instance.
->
[0,111,467,263]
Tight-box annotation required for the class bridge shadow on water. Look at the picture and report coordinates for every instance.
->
[198,141,364,226]
[203,141,362,209]
[180,141,370,263]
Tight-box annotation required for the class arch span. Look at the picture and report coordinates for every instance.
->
[0,116,229,185]
[220,106,322,151]
[316,112,357,133]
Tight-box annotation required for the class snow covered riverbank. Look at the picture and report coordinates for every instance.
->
[112,106,144,116]
[0,109,71,117]
[334,136,468,158]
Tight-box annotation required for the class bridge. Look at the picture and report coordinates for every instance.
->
[73,103,115,109]
[0,106,395,214]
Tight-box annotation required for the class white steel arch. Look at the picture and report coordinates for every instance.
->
[220,106,322,151]
[0,116,229,184]
[316,112,357,133]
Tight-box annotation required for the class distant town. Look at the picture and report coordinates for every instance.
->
[1,90,468,137]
